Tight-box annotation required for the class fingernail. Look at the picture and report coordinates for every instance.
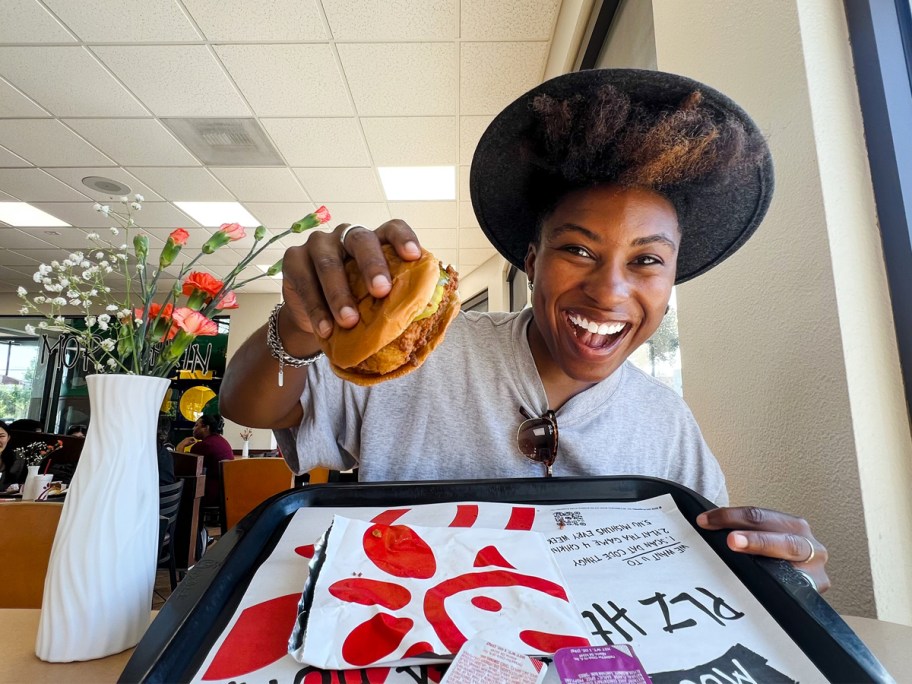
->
[317,320,332,338]
[340,306,358,322]
[696,513,707,526]
[372,274,391,292]
[732,533,749,549]
[403,241,420,257]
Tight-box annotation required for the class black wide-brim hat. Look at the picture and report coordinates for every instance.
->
[470,68,774,284]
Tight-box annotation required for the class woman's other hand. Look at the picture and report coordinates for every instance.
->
[696,506,830,592]
[281,219,423,341]
[175,436,196,453]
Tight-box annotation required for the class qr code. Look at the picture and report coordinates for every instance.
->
[553,511,586,526]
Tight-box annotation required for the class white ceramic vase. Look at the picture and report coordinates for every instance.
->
[21,464,41,500]
[36,373,170,662]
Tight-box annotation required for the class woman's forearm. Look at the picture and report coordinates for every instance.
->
[221,312,321,429]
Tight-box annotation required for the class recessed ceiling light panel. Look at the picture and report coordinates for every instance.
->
[0,202,70,227]
[175,201,260,228]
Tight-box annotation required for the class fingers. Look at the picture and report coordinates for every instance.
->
[281,220,424,337]
[696,506,810,535]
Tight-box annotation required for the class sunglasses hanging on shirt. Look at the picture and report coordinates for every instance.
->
[516,407,559,477]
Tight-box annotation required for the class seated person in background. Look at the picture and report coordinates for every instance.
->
[156,416,176,486]
[65,424,87,438]
[9,418,42,433]
[0,420,25,491]
[177,414,233,506]
[221,68,830,592]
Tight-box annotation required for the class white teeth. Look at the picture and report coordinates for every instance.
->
[569,313,625,336]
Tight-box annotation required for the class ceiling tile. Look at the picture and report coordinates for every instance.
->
[459,246,497,268]
[458,166,471,202]
[261,118,370,167]
[323,0,455,40]
[293,167,383,203]
[386,201,456,229]
[460,42,548,115]
[361,117,456,165]
[458,226,494,249]
[0,169,89,202]
[126,167,231,202]
[244,203,316,231]
[29,202,133,229]
[461,0,560,40]
[320,202,391,229]
[215,45,352,117]
[92,46,250,117]
[236,278,282,294]
[459,201,480,228]
[131,202,200,229]
[0,249,40,267]
[0,145,30,168]
[45,168,163,202]
[65,119,200,166]
[430,248,458,268]
[0,78,49,117]
[0,230,54,250]
[20,225,95,249]
[459,115,492,166]
[338,43,456,116]
[44,0,202,42]
[3,248,69,264]
[0,0,75,43]
[0,120,113,167]
[415,228,457,250]
[209,168,309,203]
[0,47,148,117]
[183,0,327,41]
[280,223,336,248]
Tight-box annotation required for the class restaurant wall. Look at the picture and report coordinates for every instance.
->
[649,0,912,624]
[457,252,511,312]
[223,292,280,451]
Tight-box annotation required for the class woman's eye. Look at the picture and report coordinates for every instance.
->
[563,245,593,258]
[633,255,663,266]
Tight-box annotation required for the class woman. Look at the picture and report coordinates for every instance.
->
[0,420,25,491]
[177,414,233,506]
[220,69,829,592]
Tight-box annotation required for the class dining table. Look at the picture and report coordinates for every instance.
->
[0,609,908,682]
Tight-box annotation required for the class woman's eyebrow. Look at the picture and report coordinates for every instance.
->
[631,233,678,250]
[547,223,601,241]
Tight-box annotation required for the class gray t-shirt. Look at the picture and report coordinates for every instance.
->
[278,308,728,505]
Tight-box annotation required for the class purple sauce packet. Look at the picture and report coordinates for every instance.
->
[544,644,653,684]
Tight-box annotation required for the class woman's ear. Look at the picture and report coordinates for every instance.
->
[524,243,537,285]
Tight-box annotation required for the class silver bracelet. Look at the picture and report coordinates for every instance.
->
[266,302,324,387]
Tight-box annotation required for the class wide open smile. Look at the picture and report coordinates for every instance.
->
[565,311,631,354]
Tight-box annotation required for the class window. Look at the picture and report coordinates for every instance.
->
[462,290,489,313]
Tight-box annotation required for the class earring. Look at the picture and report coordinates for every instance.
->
[528,280,534,292]
[664,305,670,315]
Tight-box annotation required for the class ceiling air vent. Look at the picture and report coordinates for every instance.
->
[162,118,284,166]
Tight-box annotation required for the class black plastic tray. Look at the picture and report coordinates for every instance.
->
[120,476,891,683]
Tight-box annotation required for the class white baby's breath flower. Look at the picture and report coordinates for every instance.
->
[53,297,66,306]
[104,266,113,274]
[95,251,104,259]
[119,244,127,250]
[98,314,110,323]
[86,315,96,327]
[17,286,27,297]
[134,193,144,202]
[24,324,36,335]
[109,226,118,235]
[100,205,111,215]
[100,339,116,352]
[70,252,84,262]
[98,321,108,331]
[54,316,64,325]
[92,202,102,211]
[81,299,91,307]
[19,306,28,315]
[106,358,117,368]
[118,308,131,318]
[62,259,74,268]
[81,260,90,268]
[117,253,128,261]
[104,286,111,293]
[34,296,46,304]
[88,289,98,297]
[87,232,100,241]
[69,299,80,306]
[120,196,129,204]
[33,272,43,283]
[105,304,118,312]
[51,260,60,268]
[59,277,69,287]
[38,321,48,329]
[39,264,51,275]
[130,202,141,210]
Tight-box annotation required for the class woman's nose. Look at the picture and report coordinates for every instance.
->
[585,261,630,304]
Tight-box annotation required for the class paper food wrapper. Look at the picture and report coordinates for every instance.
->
[542,644,653,683]
[288,515,591,670]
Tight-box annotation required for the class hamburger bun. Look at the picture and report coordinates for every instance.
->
[318,244,460,385]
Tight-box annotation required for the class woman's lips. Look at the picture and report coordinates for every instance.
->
[564,312,630,353]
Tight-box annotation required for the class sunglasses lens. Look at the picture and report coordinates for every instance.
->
[517,418,556,464]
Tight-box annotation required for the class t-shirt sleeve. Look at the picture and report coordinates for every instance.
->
[667,406,728,507]
[273,358,361,475]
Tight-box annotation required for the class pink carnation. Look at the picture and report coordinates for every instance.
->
[172,307,218,336]
[216,291,238,310]
[314,205,331,225]
[219,223,246,241]
[169,228,190,246]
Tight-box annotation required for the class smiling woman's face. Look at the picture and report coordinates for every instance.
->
[524,184,680,397]
[0,428,8,454]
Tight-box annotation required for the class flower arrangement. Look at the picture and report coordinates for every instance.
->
[239,427,253,442]
[16,197,331,377]
[15,440,64,467]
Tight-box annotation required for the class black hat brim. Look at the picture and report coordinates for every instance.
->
[469,68,774,284]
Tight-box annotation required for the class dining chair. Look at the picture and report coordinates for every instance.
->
[157,480,185,591]
[220,458,297,532]
[0,502,64,608]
